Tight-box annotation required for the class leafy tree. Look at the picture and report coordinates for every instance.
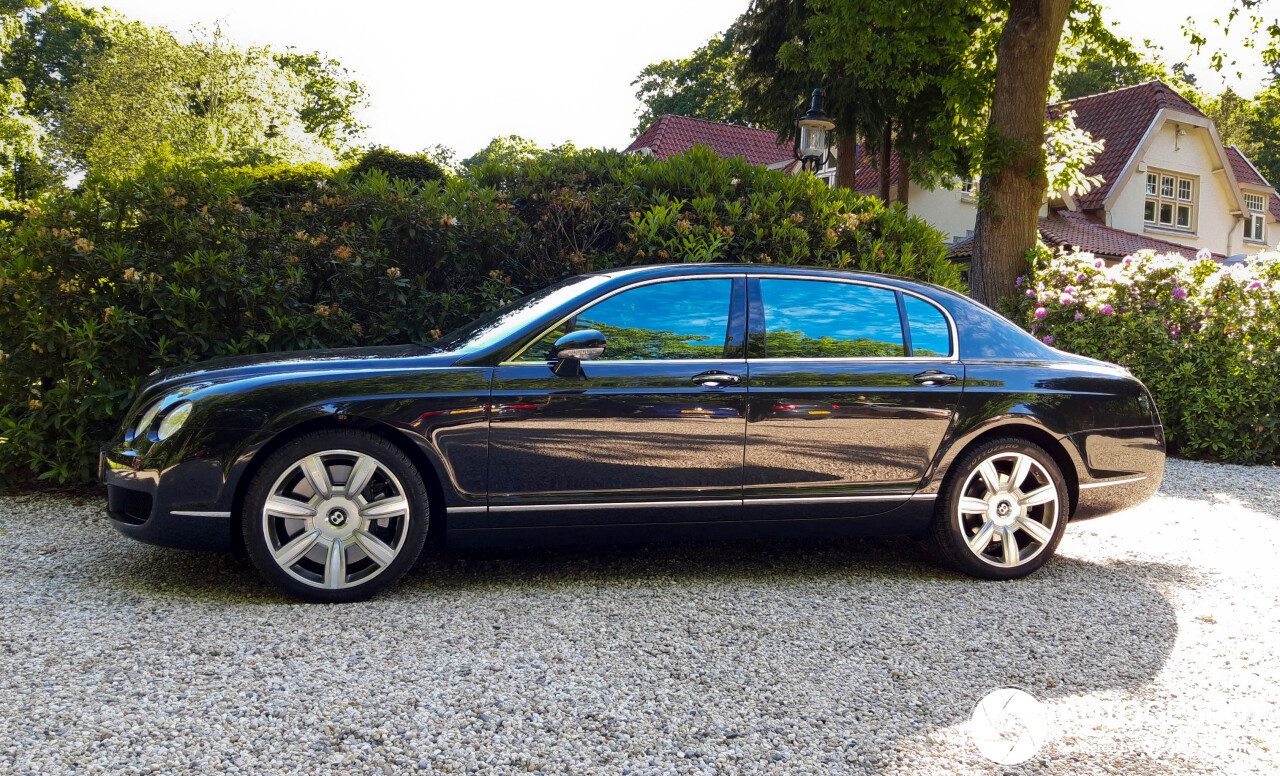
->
[1245,79,1280,184]
[54,24,334,177]
[461,134,576,171]
[1053,44,1161,100]
[631,31,746,135]
[274,47,368,158]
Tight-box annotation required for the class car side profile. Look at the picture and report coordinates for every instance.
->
[101,264,1165,602]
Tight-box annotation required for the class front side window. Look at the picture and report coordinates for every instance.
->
[516,278,734,361]
[757,279,905,358]
[1144,169,1196,231]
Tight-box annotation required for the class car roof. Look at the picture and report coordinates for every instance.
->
[587,262,921,287]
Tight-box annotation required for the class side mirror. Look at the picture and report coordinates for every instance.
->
[551,329,606,362]
[550,329,606,380]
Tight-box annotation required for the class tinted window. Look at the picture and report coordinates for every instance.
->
[903,295,951,357]
[517,278,734,361]
[435,274,608,354]
[758,279,905,358]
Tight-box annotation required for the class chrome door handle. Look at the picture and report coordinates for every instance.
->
[691,371,741,386]
[913,370,957,386]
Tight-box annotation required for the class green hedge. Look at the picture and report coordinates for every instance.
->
[0,146,962,482]
[349,147,448,184]
[1007,247,1280,463]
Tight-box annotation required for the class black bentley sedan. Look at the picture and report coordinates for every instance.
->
[101,264,1165,602]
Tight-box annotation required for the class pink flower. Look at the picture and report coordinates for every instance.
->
[1248,281,1263,290]
[1034,307,1048,319]
[1059,293,1073,304]
[1025,289,1035,297]
[1094,259,1105,268]
[1172,287,1187,299]
[1196,249,1212,261]
[1076,273,1087,283]
[1100,304,1114,316]
[1074,312,1084,321]
[1042,335,1056,344]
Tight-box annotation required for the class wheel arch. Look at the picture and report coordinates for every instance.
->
[228,415,448,554]
[938,421,1081,518]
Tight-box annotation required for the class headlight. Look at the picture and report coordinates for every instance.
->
[157,401,193,441]
[133,400,164,441]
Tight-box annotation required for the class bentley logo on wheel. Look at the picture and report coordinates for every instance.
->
[326,508,349,528]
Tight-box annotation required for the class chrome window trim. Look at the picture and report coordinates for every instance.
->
[446,505,488,514]
[501,273,746,366]
[751,274,960,362]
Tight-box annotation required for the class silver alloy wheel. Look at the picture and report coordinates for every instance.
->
[956,451,1060,568]
[261,449,411,590]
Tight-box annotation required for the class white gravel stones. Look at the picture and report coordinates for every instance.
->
[2,457,1278,774]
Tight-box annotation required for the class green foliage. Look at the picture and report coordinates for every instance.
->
[631,31,746,135]
[0,147,962,482]
[461,135,576,173]
[273,48,369,158]
[1008,247,1280,464]
[348,147,447,185]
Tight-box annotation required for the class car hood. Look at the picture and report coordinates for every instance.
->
[147,344,455,392]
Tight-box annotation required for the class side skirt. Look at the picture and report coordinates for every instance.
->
[445,501,933,549]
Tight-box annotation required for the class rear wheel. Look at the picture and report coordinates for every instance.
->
[243,430,429,603]
[931,438,1068,580]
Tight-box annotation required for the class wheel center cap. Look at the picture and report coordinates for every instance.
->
[990,496,1019,527]
[326,507,349,528]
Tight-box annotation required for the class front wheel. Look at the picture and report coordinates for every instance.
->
[931,438,1069,580]
[243,430,430,603]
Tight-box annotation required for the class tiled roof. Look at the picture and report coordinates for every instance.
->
[1049,81,1205,211]
[947,209,1222,262]
[851,143,902,192]
[1225,145,1269,187]
[1224,146,1280,219]
[624,114,792,166]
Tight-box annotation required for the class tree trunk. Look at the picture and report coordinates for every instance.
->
[970,0,1071,308]
[897,154,911,207]
[878,119,893,201]
[836,133,858,190]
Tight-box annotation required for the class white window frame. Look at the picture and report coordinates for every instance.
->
[1244,193,1267,243]
[1144,169,1197,232]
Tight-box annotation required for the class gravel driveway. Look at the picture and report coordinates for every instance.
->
[2,458,1278,775]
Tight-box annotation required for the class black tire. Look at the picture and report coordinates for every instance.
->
[243,429,430,603]
[931,437,1069,580]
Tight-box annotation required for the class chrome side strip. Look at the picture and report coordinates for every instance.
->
[171,510,232,517]
[488,499,742,512]
[479,493,937,512]
[743,493,925,506]
[1079,476,1149,490]
[446,506,489,514]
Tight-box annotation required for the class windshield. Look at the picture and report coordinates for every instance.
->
[433,274,609,354]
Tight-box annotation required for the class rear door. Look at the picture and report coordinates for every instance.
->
[743,276,963,517]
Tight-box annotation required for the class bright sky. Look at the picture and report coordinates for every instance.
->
[98,0,1273,158]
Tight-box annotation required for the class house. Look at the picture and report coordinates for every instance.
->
[624,81,1280,262]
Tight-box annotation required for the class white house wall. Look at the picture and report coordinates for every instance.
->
[1108,121,1280,256]
[902,181,977,243]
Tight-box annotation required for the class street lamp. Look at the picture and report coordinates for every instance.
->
[794,88,836,173]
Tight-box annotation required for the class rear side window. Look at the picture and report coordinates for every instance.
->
[517,278,734,361]
[757,279,905,358]
[903,295,952,357]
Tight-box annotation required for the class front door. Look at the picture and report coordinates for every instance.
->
[743,277,963,517]
[486,276,748,526]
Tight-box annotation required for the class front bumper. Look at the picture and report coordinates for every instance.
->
[100,447,234,552]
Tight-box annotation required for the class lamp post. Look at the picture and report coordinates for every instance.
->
[794,88,836,173]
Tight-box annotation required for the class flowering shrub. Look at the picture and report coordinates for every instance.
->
[1007,247,1280,463]
[0,147,961,482]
